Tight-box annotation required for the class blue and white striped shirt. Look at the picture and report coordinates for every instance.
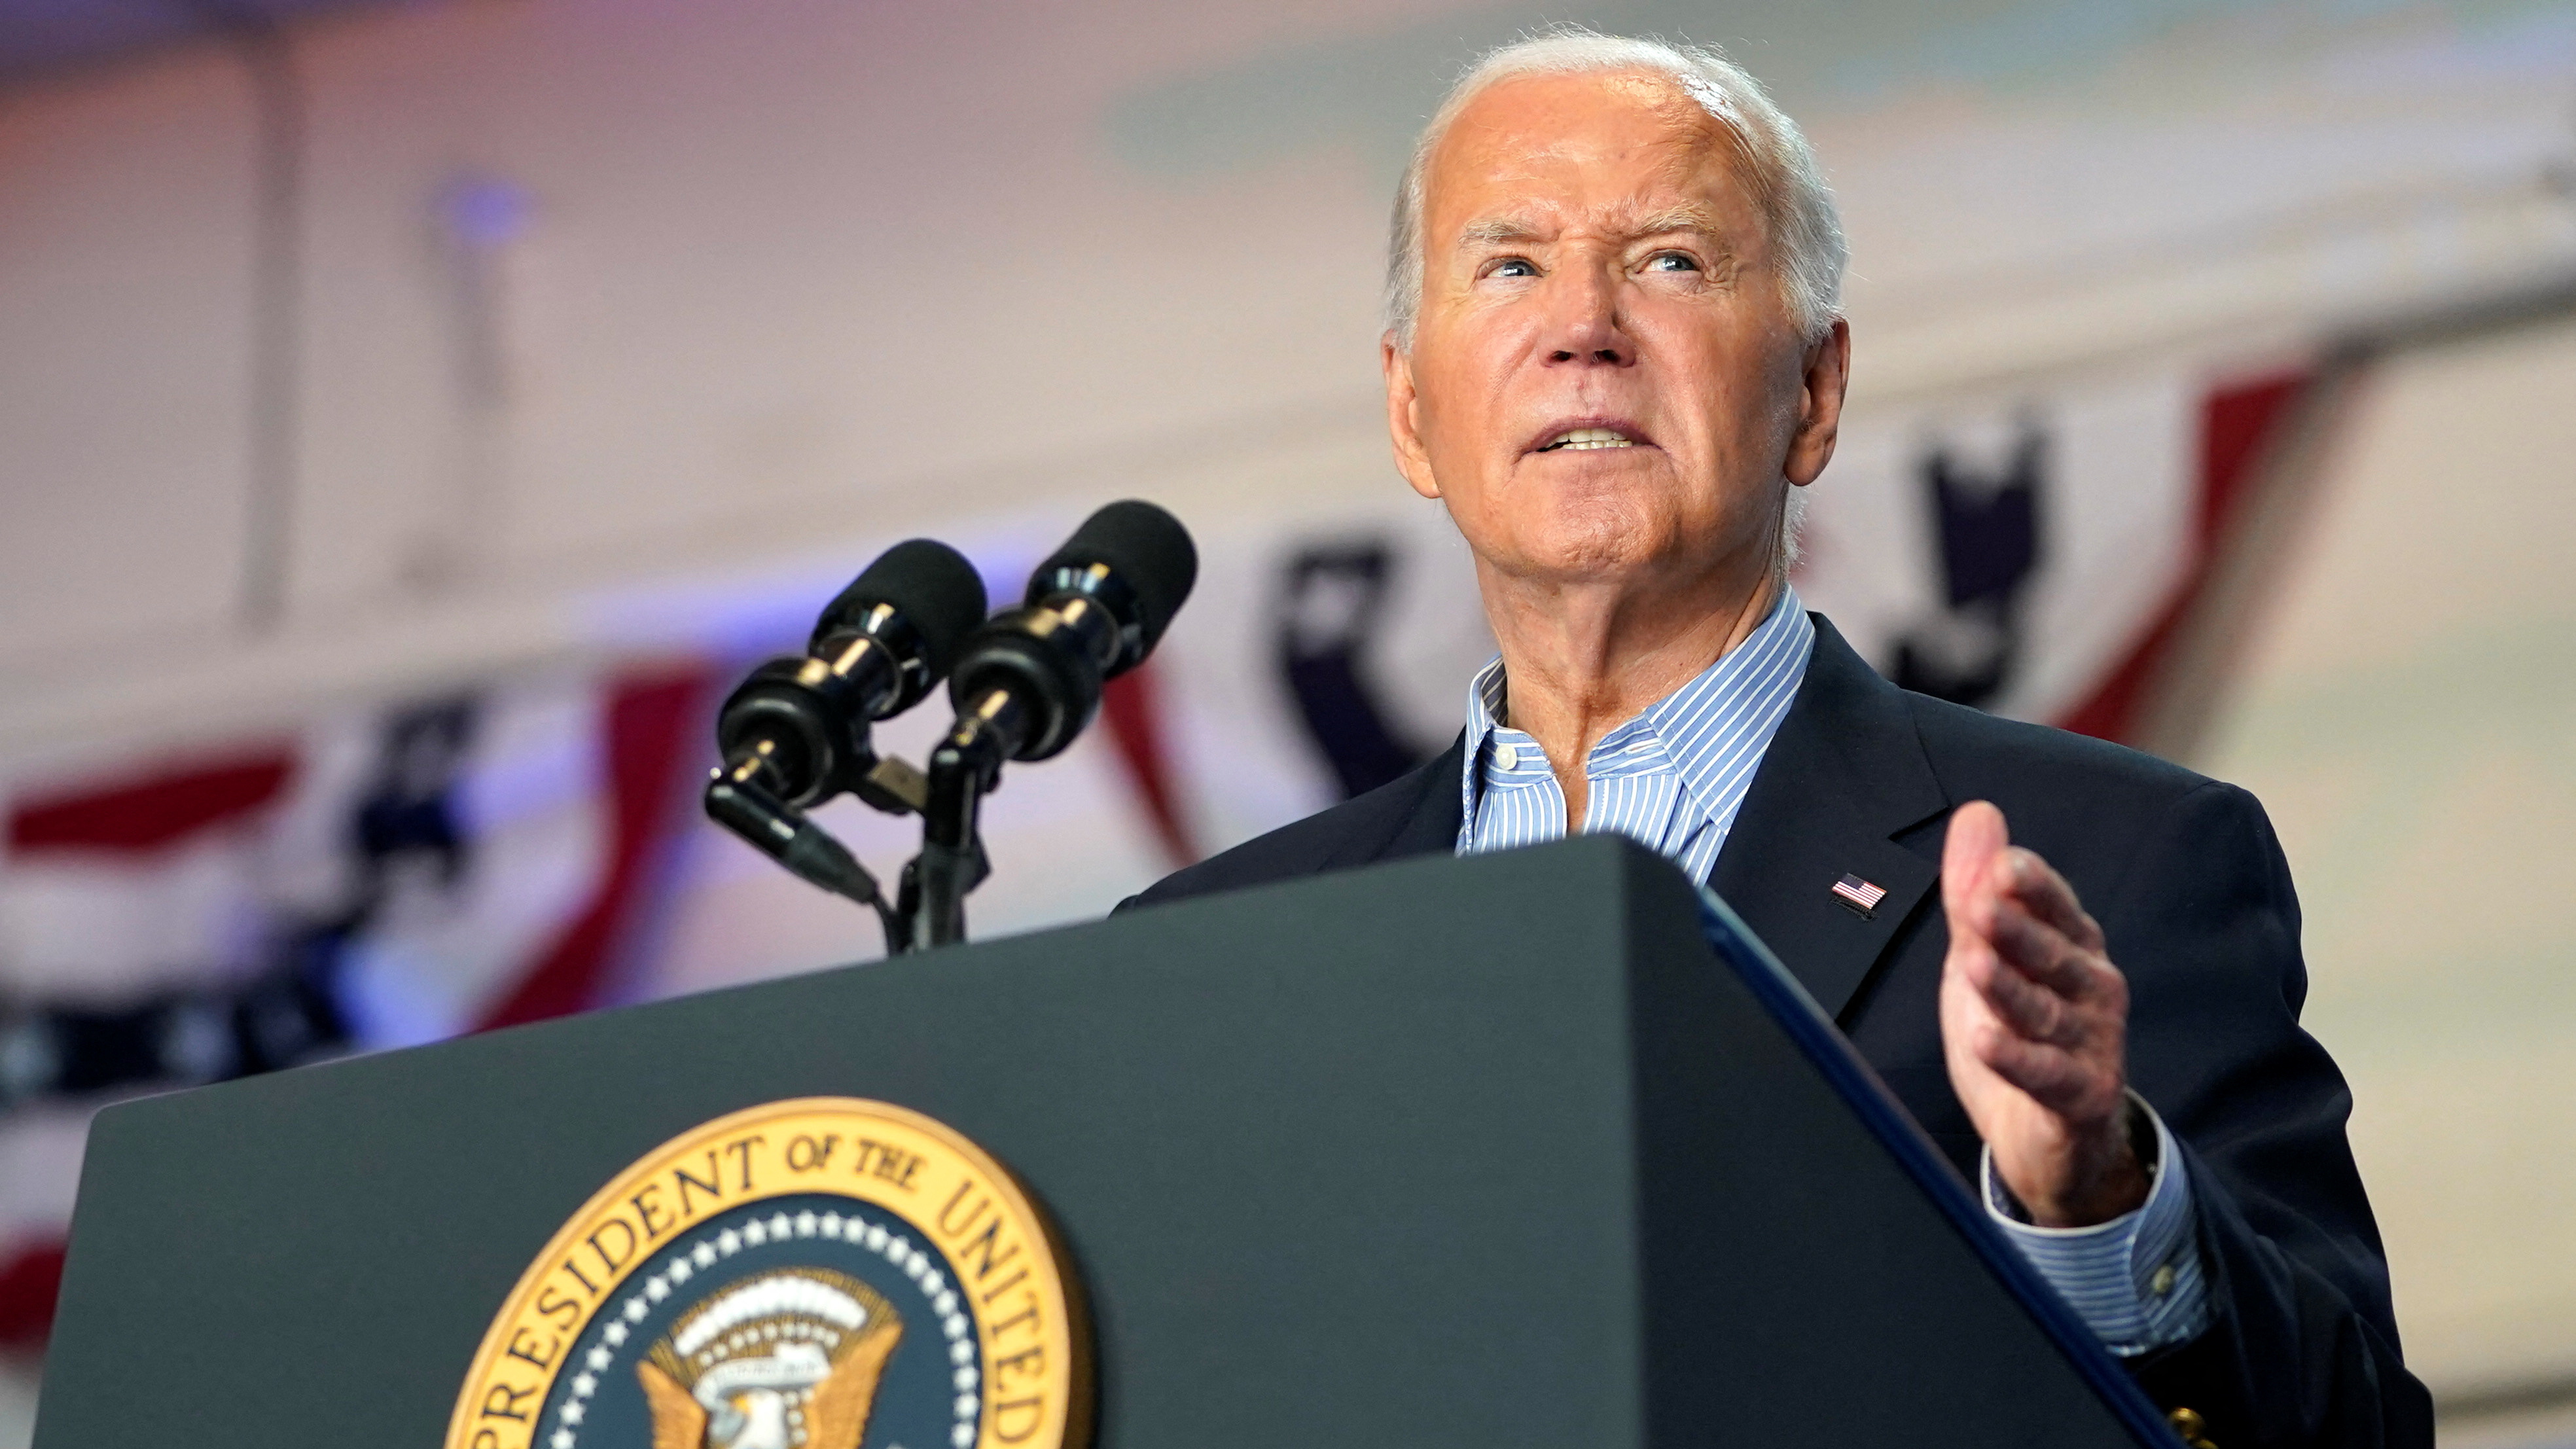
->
[1458,586,1815,870]
[1454,585,2208,1357]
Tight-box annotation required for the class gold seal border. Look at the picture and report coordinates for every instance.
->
[444,1096,1090,1449]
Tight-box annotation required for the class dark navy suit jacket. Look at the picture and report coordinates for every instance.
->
[1124,615,2432,1447]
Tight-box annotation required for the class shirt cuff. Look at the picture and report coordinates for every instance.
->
[1980,1093,2212,1357]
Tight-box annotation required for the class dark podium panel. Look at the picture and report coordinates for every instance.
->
[36,836,2170,1448]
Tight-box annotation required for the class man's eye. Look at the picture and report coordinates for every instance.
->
[1644,252,1700,273]
[1487,258,1538,279]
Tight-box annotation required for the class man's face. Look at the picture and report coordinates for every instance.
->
[1386,70,1843,590]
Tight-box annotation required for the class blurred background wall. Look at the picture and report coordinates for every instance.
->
[1,1,2573,1442]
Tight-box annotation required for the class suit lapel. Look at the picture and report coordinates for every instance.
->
[1325,733,1467,872]
[1711,618,1950,1022]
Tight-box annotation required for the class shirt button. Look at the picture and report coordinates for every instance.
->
[1494,743,1518,770]
[2150,1264,2176,1297]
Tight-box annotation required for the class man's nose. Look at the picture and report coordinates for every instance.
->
[1541,266,1634,367]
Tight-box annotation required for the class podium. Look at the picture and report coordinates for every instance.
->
[33,836,2174,1448]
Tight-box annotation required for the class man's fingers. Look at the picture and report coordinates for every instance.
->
[2002,848,2105,952]
[1988,900,2105,1000]
[1960,945,2084,1045]
[1969,1020,2095,1114]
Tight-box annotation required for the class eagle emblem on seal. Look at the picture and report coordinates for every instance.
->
[637,1268,903,1449]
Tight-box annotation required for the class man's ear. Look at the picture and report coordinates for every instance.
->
[1785,317,1851,488]
[1383,331,1442,500]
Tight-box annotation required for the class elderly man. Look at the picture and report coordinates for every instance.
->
[1130,30,2427,1448]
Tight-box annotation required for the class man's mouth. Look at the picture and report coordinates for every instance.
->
[1537,426,1642,452]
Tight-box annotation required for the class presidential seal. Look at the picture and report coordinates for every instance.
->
[447,1098,1089,1449]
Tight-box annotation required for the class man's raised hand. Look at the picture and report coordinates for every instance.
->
[1937,800,2147,1227]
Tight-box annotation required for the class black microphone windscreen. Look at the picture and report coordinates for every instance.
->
[1030,500,1198,653]
[814,538,990,679]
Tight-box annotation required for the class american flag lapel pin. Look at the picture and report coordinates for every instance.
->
[1830,872,1888,918]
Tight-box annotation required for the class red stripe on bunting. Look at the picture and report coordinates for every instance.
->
[1101,659,1198,867]
[2058,371,2310,743]
[8,751,295,855]
[0,1240,64,1350]
[476,664,713,1029]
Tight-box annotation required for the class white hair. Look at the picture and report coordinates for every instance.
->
[1387,28,1842,575]
[1386,27,1846,350]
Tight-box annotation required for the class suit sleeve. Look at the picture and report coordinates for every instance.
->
[2100,779,2433,1446]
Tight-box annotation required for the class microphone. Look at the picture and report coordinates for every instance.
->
[902,501,1194,950]
[942,500,1198,762]
[713,538,988,808]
